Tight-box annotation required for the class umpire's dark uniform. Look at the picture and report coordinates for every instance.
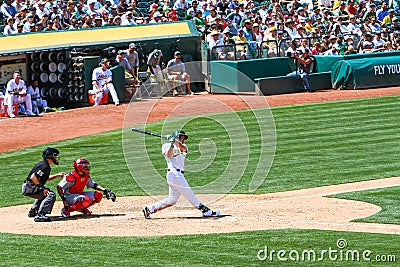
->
[22,147,60,222]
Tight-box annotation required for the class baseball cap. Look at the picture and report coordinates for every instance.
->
[389,8,395,12]
[129,43,136,49]
[153,49,160,57]
[269,26,277,31]
[174,51,181,56]
[117,50,125,55]
[393,17,399,22]
[99,58,109,65]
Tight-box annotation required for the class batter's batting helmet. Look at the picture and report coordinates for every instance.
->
[172,130,188,140]
[42,147,60,165]
[73,158,90,175]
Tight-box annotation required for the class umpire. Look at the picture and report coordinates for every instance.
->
[22,147,65,222]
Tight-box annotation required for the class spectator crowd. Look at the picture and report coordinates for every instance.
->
[1,0,400,56]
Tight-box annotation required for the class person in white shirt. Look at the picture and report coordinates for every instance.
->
[3,17,16,35]
[27,80,48,115]
[91,58,120,106]
[121,10,137,25]
[142,130,220,219]
[5,71,33,118]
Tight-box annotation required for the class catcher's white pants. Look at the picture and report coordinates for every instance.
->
[94,83,119,105]
[148,171,201,213]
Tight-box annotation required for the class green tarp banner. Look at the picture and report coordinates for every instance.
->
[331,56,400,89]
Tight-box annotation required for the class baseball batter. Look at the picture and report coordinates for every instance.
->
[57,158,116,218]
[22,147,65,222]
[5,71,33,117]
[91,58,120,106]
[142,130,220,219]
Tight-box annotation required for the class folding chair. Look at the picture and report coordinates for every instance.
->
[136,71,162,99]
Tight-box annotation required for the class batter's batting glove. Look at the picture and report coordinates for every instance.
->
[104,189,116,202]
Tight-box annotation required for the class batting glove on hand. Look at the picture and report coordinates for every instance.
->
[103,189,116,202]
[168,136,175,144]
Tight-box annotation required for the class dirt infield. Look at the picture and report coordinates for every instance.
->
[2,87,400,236]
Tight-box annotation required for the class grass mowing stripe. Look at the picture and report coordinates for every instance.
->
[1,229,399,266]
[271,94,400,114]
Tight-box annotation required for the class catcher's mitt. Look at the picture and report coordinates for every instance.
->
[103,189,116,202]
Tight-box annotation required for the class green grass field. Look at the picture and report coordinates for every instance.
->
[1,95,400,266]
[333,186,400,225]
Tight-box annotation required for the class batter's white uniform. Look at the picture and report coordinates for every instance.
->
[91,66,119,106]
[5,78,33,116]
[147,142,202,213]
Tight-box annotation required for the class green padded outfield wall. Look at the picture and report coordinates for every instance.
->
[331,55,400,89]
[210,58,291,93]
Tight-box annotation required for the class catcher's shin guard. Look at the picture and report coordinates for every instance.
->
[93,191,102,203]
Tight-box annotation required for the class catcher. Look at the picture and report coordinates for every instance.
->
[57,158,116,218]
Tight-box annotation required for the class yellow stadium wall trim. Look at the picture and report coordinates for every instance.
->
[0,21,199,55]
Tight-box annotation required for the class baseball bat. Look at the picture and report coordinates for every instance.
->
[131,128,169,139]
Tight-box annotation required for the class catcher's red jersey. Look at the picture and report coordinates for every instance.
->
[65,170,90,194]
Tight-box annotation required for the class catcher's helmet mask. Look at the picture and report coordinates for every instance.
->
[73,158,91,175]
[42,147,60,165]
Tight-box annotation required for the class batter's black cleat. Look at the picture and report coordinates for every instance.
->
[28,208,38,218]
[142,206,151,219]
[34,213,51,222]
